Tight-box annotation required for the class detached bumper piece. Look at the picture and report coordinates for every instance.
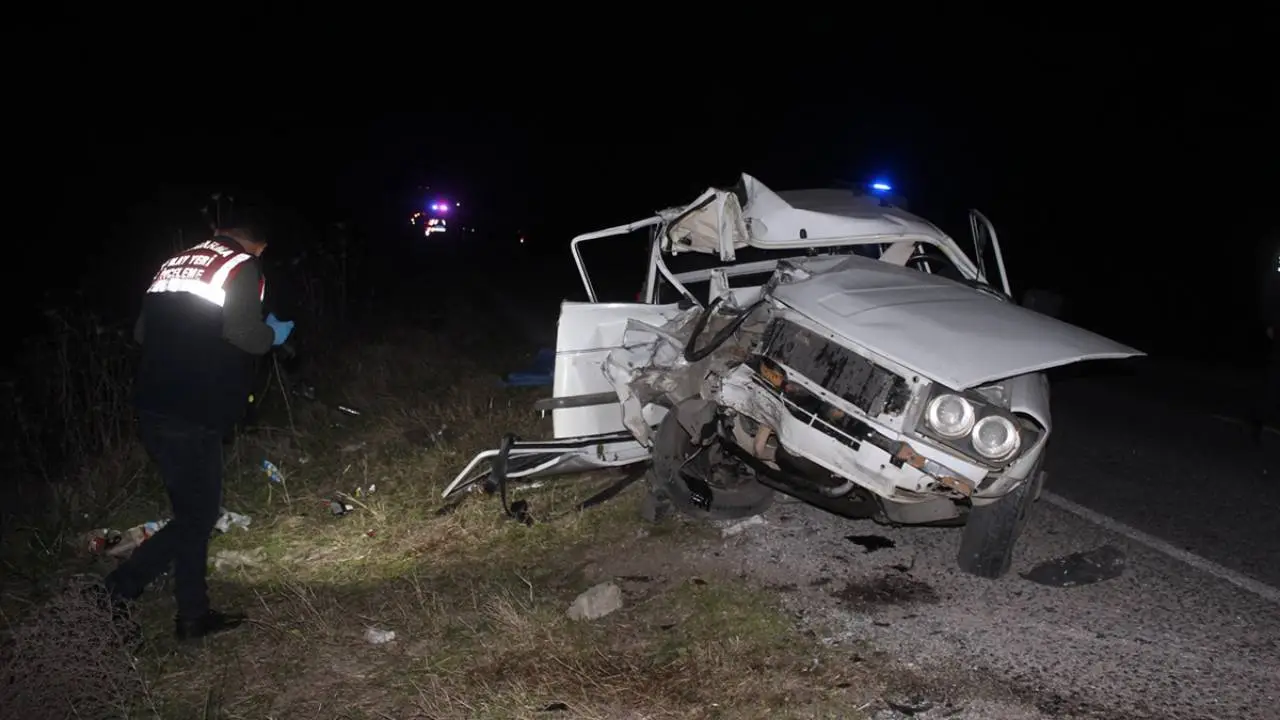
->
[441,430,651,524]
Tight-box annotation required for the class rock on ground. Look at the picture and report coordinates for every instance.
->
[567,581,623,621]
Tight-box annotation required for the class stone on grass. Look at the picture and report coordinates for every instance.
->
[567,581,623,621]
[721,515,767,537]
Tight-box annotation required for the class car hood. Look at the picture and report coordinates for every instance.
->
[770,257,1144,390]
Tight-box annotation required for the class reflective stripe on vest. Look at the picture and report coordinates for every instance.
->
[145,239,263,307]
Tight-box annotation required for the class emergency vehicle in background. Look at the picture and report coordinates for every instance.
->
[410,198,459,236]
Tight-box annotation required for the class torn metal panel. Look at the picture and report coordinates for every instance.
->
[443,432,649,498]
[758,317,912,418]
[661,188,750,261]
[718,366,987,501]
[602,296,770,446]
[891,442,975,497]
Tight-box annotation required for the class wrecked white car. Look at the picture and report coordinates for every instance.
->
[446,174,1143,579]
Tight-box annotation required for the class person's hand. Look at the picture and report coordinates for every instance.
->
[265,312,295,346]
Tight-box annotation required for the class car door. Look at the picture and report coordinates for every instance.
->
[550,300,686,439]
[543,193,744,441]
[442,259,686,499]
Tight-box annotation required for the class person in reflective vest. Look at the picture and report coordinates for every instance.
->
[104,219,294,641]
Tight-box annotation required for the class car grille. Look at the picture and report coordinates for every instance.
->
[758,318,911,417]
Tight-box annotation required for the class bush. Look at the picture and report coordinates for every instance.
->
[1,308,143,534]
[0,575,150,720]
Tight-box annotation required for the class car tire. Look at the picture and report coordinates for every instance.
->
[648,410,774,522]
[956,461,1046,579]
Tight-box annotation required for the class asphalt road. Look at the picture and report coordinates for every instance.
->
[1046,367,1280,590]
[701,366,1280,720]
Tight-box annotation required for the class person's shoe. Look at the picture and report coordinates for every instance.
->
[175,609,248,642]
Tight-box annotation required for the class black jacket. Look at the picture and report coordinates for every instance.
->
[133,238,275,433]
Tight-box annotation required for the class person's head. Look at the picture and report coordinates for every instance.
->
[216,226,267,256]
[216,215,268,256]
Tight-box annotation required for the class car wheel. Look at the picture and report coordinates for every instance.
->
[955,461,1046,579]
[648,409,774,522]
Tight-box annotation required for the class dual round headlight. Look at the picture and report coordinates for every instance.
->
[925,394,1020,461]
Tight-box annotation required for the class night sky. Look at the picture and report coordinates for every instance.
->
[7,27,1277,364]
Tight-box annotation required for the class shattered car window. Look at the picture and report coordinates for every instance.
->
[660,245,882,305]
[657,271,776,305]
[664,245,880,276]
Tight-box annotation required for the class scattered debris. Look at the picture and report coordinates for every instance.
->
[339,441,366,453]
[567,581,623,621]
[214,510,251,534]
[1022,544,1127,588]
[322,481,376,515]
[539,702,570,712]
[85,520,168,558]
[364,627,396,645]
[87,508,251,558]
[336,404,361,417]
[846,534,896,552]
[262,459,285,484]
[327,486,379,518]
[720,515,767,537]
[212,548,264,572]
[84,528,122,555]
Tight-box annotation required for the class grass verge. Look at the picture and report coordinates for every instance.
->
[2,316,881,719]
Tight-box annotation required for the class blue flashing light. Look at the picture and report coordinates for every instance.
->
[870,181,892,192]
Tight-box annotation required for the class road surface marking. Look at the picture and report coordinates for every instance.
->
[1208,413,1280,435]
[1041,491,1280,606]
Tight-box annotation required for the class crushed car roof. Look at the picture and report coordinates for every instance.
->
[659,174,952,249]
[752,183,949,244]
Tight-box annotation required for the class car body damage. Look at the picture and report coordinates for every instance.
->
[446,174,1144,578]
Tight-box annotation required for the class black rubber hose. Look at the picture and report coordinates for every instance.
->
[683,296,766,363]
[493,433,531,525]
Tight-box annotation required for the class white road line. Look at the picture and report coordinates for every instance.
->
[1041,491,1280,606]
[1210,413,1249,427]
[1208,413,1280,435]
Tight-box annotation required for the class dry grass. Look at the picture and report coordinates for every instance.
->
[1,575,152,719]
[1,292,881,719]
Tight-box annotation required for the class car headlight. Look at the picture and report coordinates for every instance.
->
[970,415,1020,460]
[926,394,975,439]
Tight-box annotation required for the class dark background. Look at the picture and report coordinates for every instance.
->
[5,27,1277,368]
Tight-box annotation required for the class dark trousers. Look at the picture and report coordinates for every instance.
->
[105,411,223,619]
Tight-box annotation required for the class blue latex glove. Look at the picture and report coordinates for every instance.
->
[265,312,295,346]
